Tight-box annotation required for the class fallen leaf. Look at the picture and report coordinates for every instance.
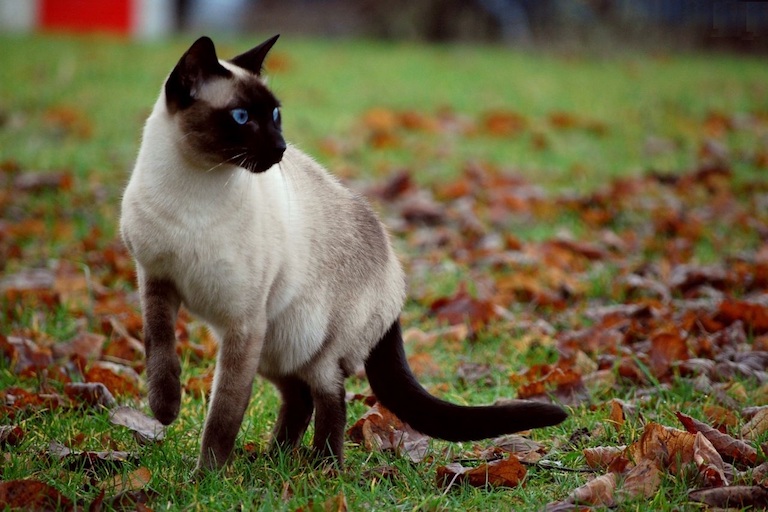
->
[486,434,547,464]
[619,458,663,501]
[101,466,151,495]
[184,370,214,399]
[689,485,768,508]
[101,488,157,511]
[582,446,625,470]
[716,300,768,335]
[649,330,689,379]
[407,352,441,379]
[13,170,73,193]
[43,105,93,139]
[628,422,695,474]
[109,406,165,444]
[347,403,429,462]
[429,282,498,330]
[456,361,494,387]
[64,382,116,409]
[0,479,73,511]
[47,441,136,473]
[85,361,141,398]
[751,461,768,485]
[0,425,24,447]
[608,399,627,431]
[702,404,739,430]
[1,386,65,412]
[323,491,347,512]
[692,431,729,487]
[436,455,527,489]
[1,335,53,376]
[481,110,527,137]
[52,332,105,362]
[515,365,587,406]
[742,407,768,441]
[676,412,757,466]
[565,472,616,506]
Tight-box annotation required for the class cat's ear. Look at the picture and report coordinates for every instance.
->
[165,36,231,112]
[229,34,280,75]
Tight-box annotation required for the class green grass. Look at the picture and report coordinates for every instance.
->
[1,34,768,511]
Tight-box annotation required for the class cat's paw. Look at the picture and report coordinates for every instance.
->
[194,450,228,474]
[147,370,181,425]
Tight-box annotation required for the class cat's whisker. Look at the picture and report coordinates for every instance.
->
[277,161,295,219]
[205,152,247,174]
[174,131,197,143]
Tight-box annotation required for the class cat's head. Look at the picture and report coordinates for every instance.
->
[164,36,286,174]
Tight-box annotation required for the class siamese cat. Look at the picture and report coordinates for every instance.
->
[120,35,567,472]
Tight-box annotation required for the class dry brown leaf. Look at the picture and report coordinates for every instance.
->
[85,361,141,398]
[689,485,768,508]
[751,461,768,485]
[742,407,768,441]
[1,386,65,413]
[407,352,441,379]
[103,317,145,365]
[185,369,214,399]
[481,110,527,137]
[676,411,757,466]
[649,330,690,379]
[486,434,546,464]
[101,466,151,495]
[109,406,165,444]
[716,300,768,335]
[322,491,347,512]
[429,283,498,330]
[608,399,626,431]
[0,425,24,447]
[693,432,729,487]
[101,488,157,511]
[583,446,626,470]
[51,332,105,361]
[628,422,695,474]
[48,441,136,473]
[516,365,587,406]
[436,455,527,489]
[0,479,73,511]
[64,382,116,409]
[1,336,53,376]
[619,458,663,501]
[347,403,429,462]
[566,472,616,507]
[702,404,739,430]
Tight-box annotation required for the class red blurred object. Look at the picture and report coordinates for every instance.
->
[39,0,133,35]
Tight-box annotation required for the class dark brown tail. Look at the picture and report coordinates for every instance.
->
[364,320,567,441]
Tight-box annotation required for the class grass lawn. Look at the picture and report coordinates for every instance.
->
[1,33,768,511]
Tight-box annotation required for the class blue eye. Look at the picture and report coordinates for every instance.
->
[231,108,249,125]
[272,107,280,124]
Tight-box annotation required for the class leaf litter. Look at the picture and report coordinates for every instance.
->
[2,83,768,509]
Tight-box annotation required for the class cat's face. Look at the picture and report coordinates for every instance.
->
[165,36,286,174]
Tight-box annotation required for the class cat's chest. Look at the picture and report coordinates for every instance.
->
[123,197,271,320]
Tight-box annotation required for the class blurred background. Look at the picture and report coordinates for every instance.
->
[2,0,767,52]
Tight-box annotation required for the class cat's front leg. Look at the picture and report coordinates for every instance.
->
[141,276,182,425]
[196,325,264,471]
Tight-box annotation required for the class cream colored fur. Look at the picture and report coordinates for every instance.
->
[121,68,405,468]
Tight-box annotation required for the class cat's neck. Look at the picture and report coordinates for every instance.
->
[132,99,251,205]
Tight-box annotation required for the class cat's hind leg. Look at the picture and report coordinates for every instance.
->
[309,377,346,466]
[271,376,314,448]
